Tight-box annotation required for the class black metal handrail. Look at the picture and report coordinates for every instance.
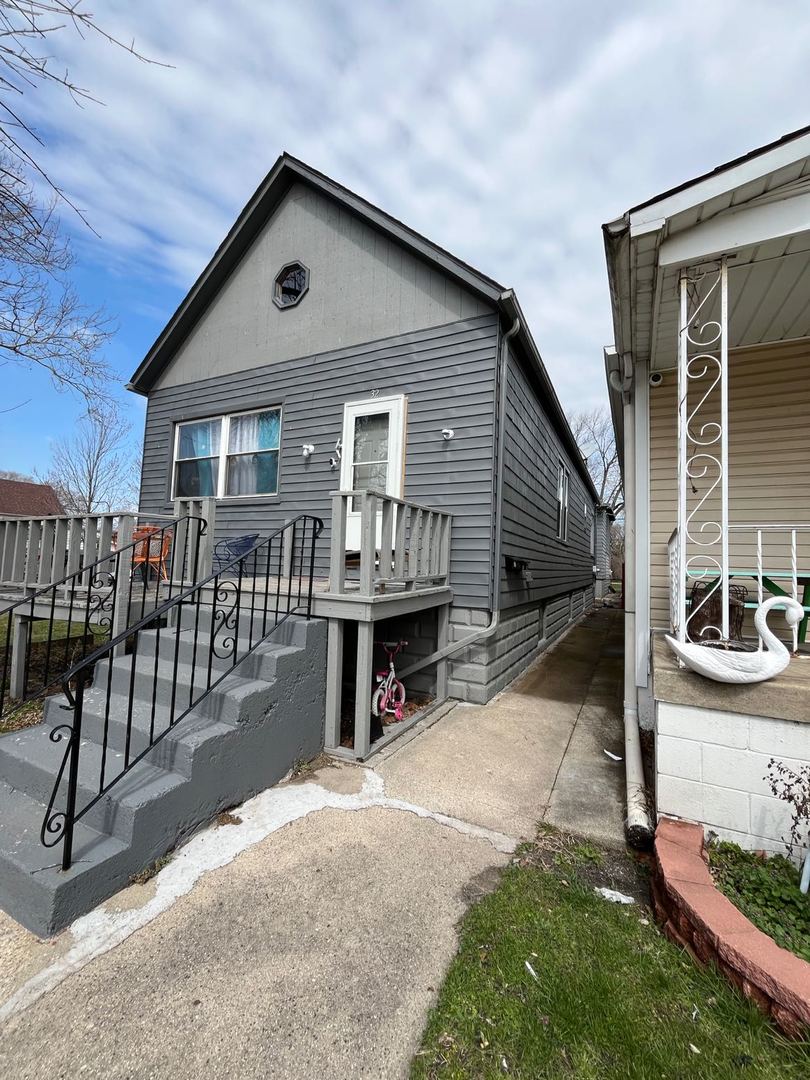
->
[0,514,208,724]
[42,514,323,870]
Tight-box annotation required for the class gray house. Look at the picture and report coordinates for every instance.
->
[0,155,605,936]
[130,155,600,719]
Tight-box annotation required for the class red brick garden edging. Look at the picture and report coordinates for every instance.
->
[651,817,810,1039]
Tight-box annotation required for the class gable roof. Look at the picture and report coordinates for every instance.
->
[128,153,598,502]
[128,153,506,395]
[0,479,63,517]
[627,122,810,216]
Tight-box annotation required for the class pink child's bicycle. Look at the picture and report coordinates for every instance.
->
[372,640,408,722]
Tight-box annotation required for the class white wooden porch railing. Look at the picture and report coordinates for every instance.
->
[329,489,452,597]
[0,498,216,595]
[669,523,810,650]
[0,512,123,593]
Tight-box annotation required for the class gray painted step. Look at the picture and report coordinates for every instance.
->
[0,615,327,937]
[0,727,186,842]
[0,779,131,938]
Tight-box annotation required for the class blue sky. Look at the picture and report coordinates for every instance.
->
[3,0,810,476]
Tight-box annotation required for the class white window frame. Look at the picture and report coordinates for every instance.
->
[556,460,569,542]
[171,405,283,500]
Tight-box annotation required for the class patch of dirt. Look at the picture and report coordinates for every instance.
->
[130,853,172,886]
[339,692,435,748]
[215,810,242,827]
[0,697,45,733]
[287,751,337,783]
[520,825,652,906]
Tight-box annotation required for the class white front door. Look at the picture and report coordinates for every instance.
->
[339,395,406,550]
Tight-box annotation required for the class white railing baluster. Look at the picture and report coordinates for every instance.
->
[25,519,41,588]
[379,499,393,581]
[37,519,55,587]
[792,529,798,653]
[394,504,408,579]
[327,489,452,599]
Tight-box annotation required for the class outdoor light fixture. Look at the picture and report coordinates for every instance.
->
[302,444,315,459]
[441,428,455,441]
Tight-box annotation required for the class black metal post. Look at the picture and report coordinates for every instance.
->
[61,674,85,871]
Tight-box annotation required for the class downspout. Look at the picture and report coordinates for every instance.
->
[397,315,520,681]
[609,362,654,848]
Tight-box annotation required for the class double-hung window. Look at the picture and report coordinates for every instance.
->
[556,461,569,541]
[173,407,281,498]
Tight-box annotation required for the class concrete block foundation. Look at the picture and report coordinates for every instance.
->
[447,585,596,704]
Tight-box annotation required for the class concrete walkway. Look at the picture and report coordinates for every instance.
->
[0,606,625,1080]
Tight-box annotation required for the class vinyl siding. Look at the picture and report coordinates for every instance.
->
[498,346,596,609]
[140,315,499,609]
[154,181,490,391]
[649,339,810,632]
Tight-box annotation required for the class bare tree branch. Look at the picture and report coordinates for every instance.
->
[38,401,140,512]
[0,2,168,224]
[570,406,624,514]
[0,151,114,398]
[0,466,34,480]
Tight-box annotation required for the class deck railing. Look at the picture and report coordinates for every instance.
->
[0,499,215,724]
[669,523,810,650]
[0,499,215,596]
[0,512,121,593]
[329,489,452,597]
[43,514,322,870]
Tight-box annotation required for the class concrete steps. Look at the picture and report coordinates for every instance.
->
[0,613,326,937]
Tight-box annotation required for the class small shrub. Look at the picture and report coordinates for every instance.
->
[709,841,810,963]
[766,758,810,859]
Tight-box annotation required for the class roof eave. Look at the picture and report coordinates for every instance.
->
[497,290,600,505]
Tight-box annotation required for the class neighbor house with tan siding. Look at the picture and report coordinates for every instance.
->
[603,125,810,856]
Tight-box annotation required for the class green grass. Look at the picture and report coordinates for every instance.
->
[710,841,810,963]
[412,835,809,1079]
[0,612,105,731]
[0,612,106,644]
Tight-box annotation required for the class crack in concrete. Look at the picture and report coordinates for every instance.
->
[0,767,515,1026]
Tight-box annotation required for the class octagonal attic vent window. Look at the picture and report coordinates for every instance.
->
[273,261,309,309]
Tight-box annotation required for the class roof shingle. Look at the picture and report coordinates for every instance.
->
[0,479,63,517]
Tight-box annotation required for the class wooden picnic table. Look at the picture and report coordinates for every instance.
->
[698,569,810,644]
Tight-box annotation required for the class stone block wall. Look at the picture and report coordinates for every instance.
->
[652,817,810,1038]
[656,700,810,853]
[447,585,595,704]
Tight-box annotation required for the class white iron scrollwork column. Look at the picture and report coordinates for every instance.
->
[677,257,729,643]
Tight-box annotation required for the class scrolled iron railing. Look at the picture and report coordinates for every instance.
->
[42,514,323,870]
[0,513,208,725]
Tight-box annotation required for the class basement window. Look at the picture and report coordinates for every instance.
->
[273,261,309,309]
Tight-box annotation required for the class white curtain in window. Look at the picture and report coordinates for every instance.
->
[228,411,280,453]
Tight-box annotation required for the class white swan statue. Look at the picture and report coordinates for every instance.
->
[666,595,805,684]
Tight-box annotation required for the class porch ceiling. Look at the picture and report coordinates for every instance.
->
[610,134,810,372]
[649,233,810,370]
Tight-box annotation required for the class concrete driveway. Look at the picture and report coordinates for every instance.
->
[0,605,625,1079]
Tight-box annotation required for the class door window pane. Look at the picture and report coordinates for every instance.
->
[353,413,389,464]
[352,462,388,492]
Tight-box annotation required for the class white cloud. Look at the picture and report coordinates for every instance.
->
[22,0,810,413]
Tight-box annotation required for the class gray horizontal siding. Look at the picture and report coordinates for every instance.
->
[140,314,499,608]
[155,181,491,391]
[498,346,596,609]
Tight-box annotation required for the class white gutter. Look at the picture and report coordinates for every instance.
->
[398,315,520,681]
[608,355,654,849]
